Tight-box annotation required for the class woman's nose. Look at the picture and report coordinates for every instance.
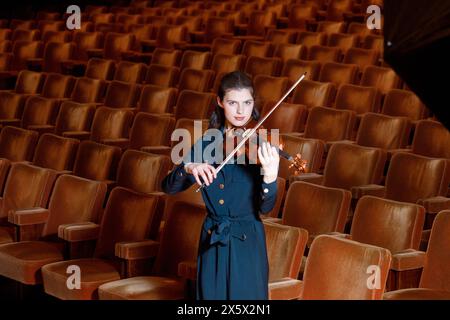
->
[237,103,243,114]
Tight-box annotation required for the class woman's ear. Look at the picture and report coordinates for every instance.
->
[217,96,224,109]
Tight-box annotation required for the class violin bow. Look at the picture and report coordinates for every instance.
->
[196,72,307,192]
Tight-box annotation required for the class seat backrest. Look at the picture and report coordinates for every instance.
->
[283,181,351,236]
[94,187,161,260]
[385,152,449,203]
[304,106,355,141]
[262,102,306,134]
[42,174,106,238]
[145,64,179,87]
[264,221,308,281]
[356,113,411,150]
[178,68,214,92]
[21,96,59,129]
[301,235,391,299]
[244,56,281,77]
[382,89,427,120]
[32,133,79,171]
[42,41,74,73]
[411,120,450,159]
[152,200,206,276]
[307,45,340,63]
[85,58,115,80]
[55,101,95,135]
[319,62,358,87]
[297,31,327,47]
[41,73,75,99]
[137,84,177,114]
[211,37,241,55]
[175,90,215,120]
[116,150,171,193]
[180,50,211,70]
[129,113,175,150]
[0,126,38,162]
[73,140,121,181]
[114,61,147,83]
[419,210,450,291]
[72,31,104,61]
[241,40,273,58]
[0,163,56,219]
[90,107,133,142]
[343,47,379,69]
[71,77,105,103]
[351,196,425,253]
[281,59,321,85]
[273,43,306,62]
[103,32,135,60]
[279,135,325,176]
[335,83,381,114]
[323,143,387,190]
[14,70,45,94]
[253,75,288,107]
[104,81,140,108]
[291,79,335,109]
[360,66,401,95]
[150,48,181,66]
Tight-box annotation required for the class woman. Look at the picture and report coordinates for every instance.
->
[161,71,280,300]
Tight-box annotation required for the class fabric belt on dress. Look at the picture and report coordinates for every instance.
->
[206,214,255,246]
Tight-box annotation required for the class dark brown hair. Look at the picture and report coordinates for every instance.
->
[209,71,260,129]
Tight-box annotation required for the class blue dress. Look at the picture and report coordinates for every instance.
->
[161,127,278,300]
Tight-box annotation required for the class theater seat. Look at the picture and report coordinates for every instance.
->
[265,221,308,300]
[384,210,450,300]
[32,133,79,172]
[0,163,57,244]
[0,174,106,284]
[300,235,391,300]
[97,201,206,300]
[41,187,163,299]
[0,126,38,162]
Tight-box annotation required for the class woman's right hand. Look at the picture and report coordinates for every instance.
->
[184,163,217,187]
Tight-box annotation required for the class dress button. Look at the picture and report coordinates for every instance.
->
[219,199,224,205]
[263,188,269,193]
[219,183,224,189]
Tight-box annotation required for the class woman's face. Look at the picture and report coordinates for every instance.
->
[217,88,255,128]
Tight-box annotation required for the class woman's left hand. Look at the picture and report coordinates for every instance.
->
[258,141,280,184]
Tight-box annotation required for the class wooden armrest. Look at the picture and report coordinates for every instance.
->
[61,131,91,140]
[140,145,172,156]
[8,207,49,226]
[58,222,100,242]
[115,239,159,260]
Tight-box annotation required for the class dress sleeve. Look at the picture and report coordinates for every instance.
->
[160,137,203,195]
[160,162,196,195]
[259,178,278,214]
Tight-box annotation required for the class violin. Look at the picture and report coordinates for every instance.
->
[196,72,308,192]
[223,119,307,175]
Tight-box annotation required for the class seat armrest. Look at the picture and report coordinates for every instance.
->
[140,145,172,157]
[327,231,351,239]
[390,249,426,271]
[115,239,159,260]
[86,48,104,58]
[289,173,324,185]
[61,131,91,140]
[178,260,197,280]
[58,222,100,242]
[269,278,303,300]
[101,138,130,149]
[262,217,282,223]
[417,196,450,214]
[351,184,385,199]
[26,124,55,135]
[325,140,355,152]
[8,207,49,226]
